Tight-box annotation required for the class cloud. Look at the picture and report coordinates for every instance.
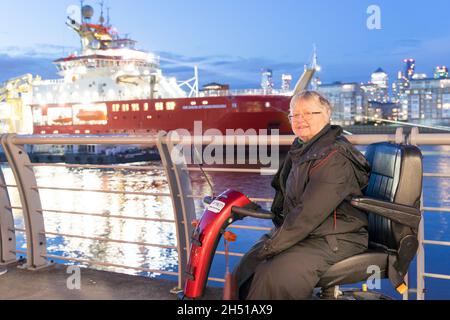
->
[0,44,309,89]
[0,54,58,83]
[156,51,308,88]
[0,43,78,59]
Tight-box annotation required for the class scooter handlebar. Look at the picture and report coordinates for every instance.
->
[231,206,275,220]
[203,196,214,205]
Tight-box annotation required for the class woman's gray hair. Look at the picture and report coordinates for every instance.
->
[290,90,332,115]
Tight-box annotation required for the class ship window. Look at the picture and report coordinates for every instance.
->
[75,130,80,134]
[155,102,164,111]
[166,102,176,110]
[144,103,149,111]
[113,116,118,120]
[190,101,197,106]
[202,101,209,105]
[122,104,130,112]
[132,103,140,112]
[147,115,152,119]
[111,104,117,112]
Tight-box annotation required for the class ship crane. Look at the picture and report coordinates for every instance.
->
[0,74,34,134]
[292,45,320,95]
[66,16,112,51]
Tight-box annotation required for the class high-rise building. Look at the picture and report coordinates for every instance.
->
[318,82,367,125]
[261,69,274,91]
[434,66,449,79]
[281,74,292,92]
[404,58,416,80]
[371,67,389,89]
[392,63,414,121]
[360,68,389,103]
[406,78,450,125]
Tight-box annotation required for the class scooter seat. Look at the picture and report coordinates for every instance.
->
[317,251,388,288]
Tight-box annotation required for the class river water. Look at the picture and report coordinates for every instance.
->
[1,145,449,299]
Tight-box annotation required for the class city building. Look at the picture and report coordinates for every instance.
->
[261,69,274,91]
[361,68,389,105]
[404,58,416,80]
[371,67,389,89]
[281,74,292,92]
[320,58,450,126]
[406,77,450,125]
[392,59,422,121]
[318,82,366,125]
[434,66,449,79]
[369,101,401,121]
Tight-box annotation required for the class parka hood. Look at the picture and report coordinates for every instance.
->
[290,124,371,189]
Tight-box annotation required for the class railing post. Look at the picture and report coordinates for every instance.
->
[0,134,48,269]
[408,127,420,145]
[403,272,409,300]
[157,132,196,293]
[395,127,404,144]
[416,192,426,300]
[0,153,16,265]
[407,127,425,300]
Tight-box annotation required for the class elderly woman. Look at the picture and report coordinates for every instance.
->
[233,91,371,300]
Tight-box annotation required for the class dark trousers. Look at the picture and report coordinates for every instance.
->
[232,234,367,300]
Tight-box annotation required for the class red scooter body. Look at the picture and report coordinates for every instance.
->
[184,189,252,299]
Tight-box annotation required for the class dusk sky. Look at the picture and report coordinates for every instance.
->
[1,0,450,89]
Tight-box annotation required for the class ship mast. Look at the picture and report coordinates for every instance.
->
[311,44,321,90]
[99,0,105,25]
[106,6,111,27]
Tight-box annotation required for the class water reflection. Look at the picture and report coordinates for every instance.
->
[2,163,178,277]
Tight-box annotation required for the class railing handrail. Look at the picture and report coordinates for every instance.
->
[10,133,404,146]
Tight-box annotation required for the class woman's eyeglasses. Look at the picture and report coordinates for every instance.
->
[288,111,322,122]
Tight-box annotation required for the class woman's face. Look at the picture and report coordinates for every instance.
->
[289,98,330,142]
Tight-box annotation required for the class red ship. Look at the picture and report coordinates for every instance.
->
[30,3,316,136]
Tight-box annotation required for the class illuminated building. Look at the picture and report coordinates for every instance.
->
[318,82,367,125]
[281,74,292,92]
[404,58,416,80]
[360,68,389,105]
[434,66,449,79]
[405,78,450,125]
[261,69,274,91]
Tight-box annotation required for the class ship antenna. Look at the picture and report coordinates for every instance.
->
[99,0,105,25]
[107,6,111,26]
[80,0,84,24]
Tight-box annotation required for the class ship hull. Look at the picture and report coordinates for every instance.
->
[32,95,293,135]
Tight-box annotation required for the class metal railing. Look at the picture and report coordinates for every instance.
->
[0,128,449,299]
